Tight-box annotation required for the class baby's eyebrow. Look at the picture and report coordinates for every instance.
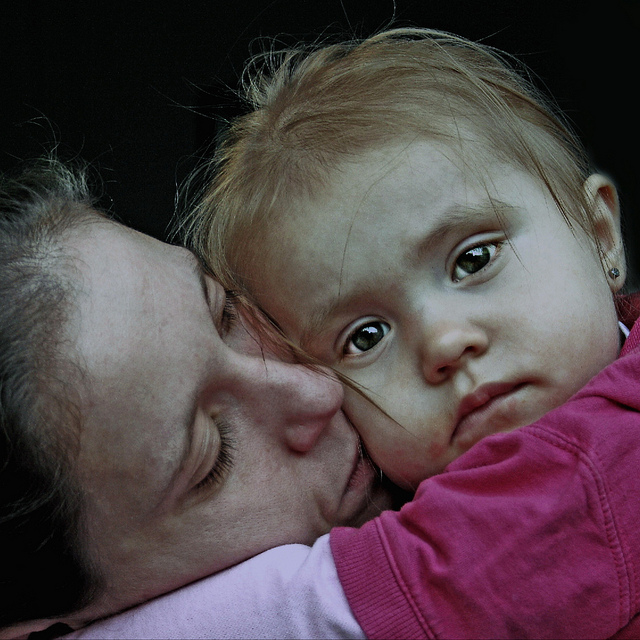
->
[298,284,383,350]
[410,199,514,266]
[299,297,343,350]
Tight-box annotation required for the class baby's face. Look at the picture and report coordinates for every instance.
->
[250,140,624,488]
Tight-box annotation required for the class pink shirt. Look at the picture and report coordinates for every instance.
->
[67,537,363,639]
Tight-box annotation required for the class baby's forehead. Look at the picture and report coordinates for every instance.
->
[237,135,511,289]
[286,135,503,207]
[275,140,517,238]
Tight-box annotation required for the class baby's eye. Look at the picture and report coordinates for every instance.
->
[452,242,501,282]
[344,320,390,355]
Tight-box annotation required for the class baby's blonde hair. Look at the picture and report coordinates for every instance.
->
[182,27,597,291]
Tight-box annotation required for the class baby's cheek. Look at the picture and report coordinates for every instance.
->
[427,439,447,464]
[343,391,379,432]
[341,389,392,449]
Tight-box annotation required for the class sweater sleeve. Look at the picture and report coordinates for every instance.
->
[331,323,640,639]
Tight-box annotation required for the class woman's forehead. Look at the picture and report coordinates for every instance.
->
[67,220,210,441]
[68,224,215,522]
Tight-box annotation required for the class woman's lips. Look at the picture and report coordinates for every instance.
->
[334,437,379,527]
[346,441,375,492]
[453,381,526,447]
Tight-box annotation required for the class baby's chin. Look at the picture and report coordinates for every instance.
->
[379,421,525,490]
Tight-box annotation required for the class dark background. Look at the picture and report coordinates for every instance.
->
[2,1,639,279]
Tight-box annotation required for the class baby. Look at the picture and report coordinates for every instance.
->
[231,142,625,489]
[186,29,640,638]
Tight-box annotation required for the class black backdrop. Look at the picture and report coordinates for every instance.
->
[2,0,639,278]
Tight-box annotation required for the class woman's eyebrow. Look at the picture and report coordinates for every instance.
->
[191,258,211,308]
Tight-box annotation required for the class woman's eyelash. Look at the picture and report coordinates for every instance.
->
[221,291,239,333]
[194,420,235,493]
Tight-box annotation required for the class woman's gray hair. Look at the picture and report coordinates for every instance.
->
[0,155,104,627]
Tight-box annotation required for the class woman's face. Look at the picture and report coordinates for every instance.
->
[65,220,393,624]
[247,140,624,489]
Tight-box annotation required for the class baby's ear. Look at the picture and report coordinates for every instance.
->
[583,173,626,292]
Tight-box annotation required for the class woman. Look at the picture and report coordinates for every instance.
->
[0,157,394,639]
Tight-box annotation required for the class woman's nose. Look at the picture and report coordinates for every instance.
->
[224,305,345,453]
[246,357,345,453]
[420,319,488,384]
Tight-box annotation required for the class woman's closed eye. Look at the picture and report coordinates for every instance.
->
[452,241,503,282]
[343,319,391,356]
[219,291,239,335]
[194,419,235,493]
